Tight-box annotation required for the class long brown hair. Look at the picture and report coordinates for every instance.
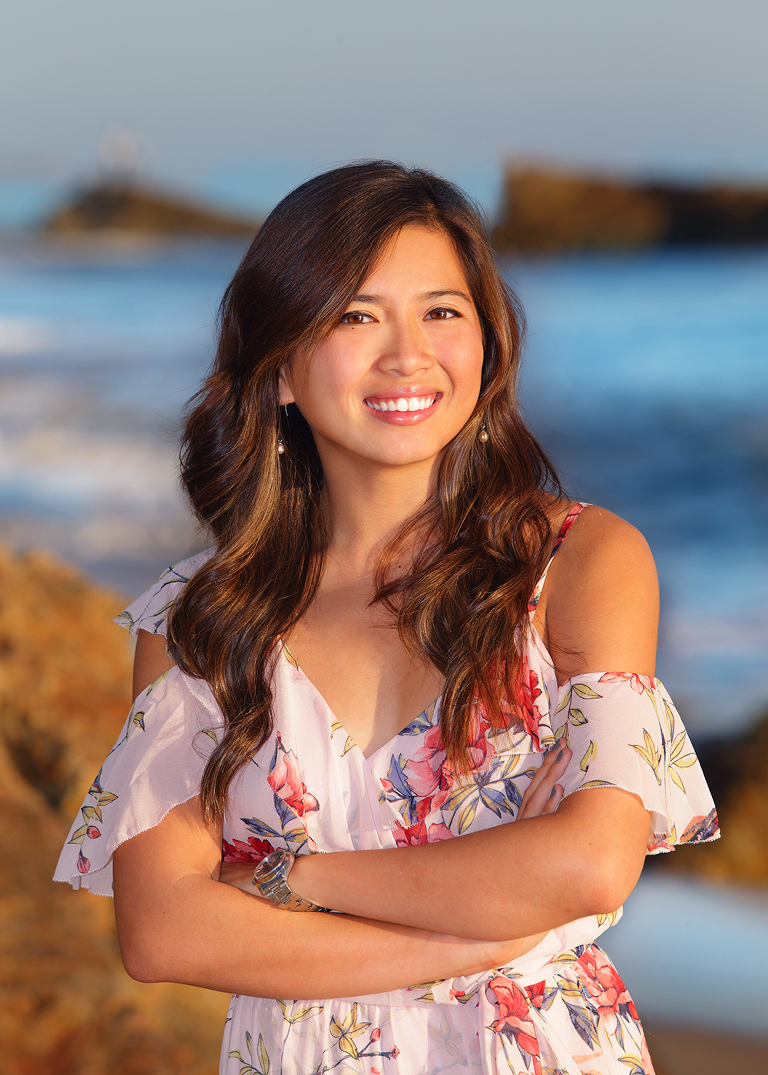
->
[167,161,562,823]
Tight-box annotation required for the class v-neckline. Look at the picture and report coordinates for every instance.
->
[279,641,441,764]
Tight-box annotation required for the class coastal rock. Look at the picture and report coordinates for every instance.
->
[0,546,227,1075]
[1,544,765,1070]
[43,180,258,238]
[657,711,768,884]
[493,166,768,253]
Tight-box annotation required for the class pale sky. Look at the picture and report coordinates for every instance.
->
[2,0,767,213]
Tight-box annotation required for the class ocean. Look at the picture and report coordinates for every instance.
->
[1,233,767,1038]
[2,235,765,737]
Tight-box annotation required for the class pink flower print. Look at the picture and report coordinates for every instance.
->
[487,976,541,1073]
[526,980,546,1009]
[268,732,319,818]
[85,826,101,839]
[482,656,544,747]
[370,1028,380,1042]
[647,837,675,854]
[575,946,638,1034]
[680,808,719,843]
[401,724,453,813]
[464,715,494,772]
[517,657,544,740]
[392,820,453,846]
[598,672,656,694]
[76,849,90,874]
[222,836,276,862]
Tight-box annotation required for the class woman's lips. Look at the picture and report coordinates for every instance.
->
[363,391,442,424]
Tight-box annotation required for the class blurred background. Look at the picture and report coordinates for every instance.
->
[0,2,766,1073]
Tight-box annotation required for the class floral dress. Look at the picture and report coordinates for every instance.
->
[55,505,719,1075]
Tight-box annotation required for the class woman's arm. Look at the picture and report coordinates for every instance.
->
[112,796,544,998]
[132,629,175,699]
[256,507,656,938]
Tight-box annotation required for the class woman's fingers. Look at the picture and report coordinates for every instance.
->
[517,740,572,820]
[540,784,564,815]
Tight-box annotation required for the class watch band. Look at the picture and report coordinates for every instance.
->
[252,848,329,912]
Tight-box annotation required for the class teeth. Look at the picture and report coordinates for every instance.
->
[366,396,435,413]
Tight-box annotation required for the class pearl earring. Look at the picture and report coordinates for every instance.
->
[478,425,489,443]
[277,434,285,455]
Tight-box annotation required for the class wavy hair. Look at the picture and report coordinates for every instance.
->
[166,161,562,823]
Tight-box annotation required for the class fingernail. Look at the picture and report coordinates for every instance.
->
[549,787,558,798]
[556,749,564,761]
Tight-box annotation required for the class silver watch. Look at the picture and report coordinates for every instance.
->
[252,848,329,912]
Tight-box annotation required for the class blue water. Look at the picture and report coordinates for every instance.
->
[0,237,766,736]
[1,232,767,1036]
[602,873,768,1036]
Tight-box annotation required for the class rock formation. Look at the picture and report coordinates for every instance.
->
[493,166,768,253]
[657,710,768,885]
[43,180,258,238]
[0,545,227,1075]
[1,543,765,1070]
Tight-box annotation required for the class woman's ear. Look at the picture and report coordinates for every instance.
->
[277,366,295,406]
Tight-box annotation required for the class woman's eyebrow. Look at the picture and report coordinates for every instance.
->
[347,289,473,304]
[423,289,473,303]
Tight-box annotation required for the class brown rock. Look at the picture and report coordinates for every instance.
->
[0,546,228,1074]
[43,181,258,238]
[656,711,768,885]
[493,167,667,253]
[493,165,768,253]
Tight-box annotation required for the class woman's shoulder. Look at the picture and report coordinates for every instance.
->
[547,502,655,574]
[536,501,659,682]
[115,547,215,637]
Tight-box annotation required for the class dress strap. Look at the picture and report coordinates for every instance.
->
[528,503,588,615]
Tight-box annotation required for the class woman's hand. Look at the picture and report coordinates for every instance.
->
[517,738,571,820]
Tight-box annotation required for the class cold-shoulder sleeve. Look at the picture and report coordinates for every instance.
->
[53,667,224,897]
[113,549,214,636]
[553,673,719,854]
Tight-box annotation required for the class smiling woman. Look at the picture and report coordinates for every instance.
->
[54,161,718,1075]
[279,227,484,471]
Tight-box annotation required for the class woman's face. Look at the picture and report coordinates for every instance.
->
[279,224,485,474]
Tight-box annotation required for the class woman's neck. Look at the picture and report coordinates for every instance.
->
[320,456,439,576]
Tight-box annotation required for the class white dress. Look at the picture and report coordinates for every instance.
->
[55,506,719,1075]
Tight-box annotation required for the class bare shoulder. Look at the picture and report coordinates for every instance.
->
[132,629,176,700]
[552,503,657,582]
[539,504,659,683]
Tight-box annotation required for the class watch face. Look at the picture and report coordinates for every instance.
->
[253,848,287,883]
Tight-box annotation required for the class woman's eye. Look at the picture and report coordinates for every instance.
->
[426,307,460,320]
[340,311,374,325]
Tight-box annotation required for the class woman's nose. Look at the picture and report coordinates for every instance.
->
[376,318,434,376]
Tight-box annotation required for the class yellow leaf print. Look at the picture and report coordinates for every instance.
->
[572,683,602,699]
[631,729,662,785]
[669,769,686,793]
[579,740,597,771]
[329,1004,371,1060]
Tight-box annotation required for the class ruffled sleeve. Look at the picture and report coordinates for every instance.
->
[53,667,224,896]
[554,673,719,854]
[113,548,214,637]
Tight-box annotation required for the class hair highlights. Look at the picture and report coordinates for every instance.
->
[167,161,562,822]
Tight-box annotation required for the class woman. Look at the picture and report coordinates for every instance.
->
[55,162,718,1074]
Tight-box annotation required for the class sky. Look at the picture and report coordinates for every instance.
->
[1,0,767,216]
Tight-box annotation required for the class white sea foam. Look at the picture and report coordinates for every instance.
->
[0,317,54,355]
